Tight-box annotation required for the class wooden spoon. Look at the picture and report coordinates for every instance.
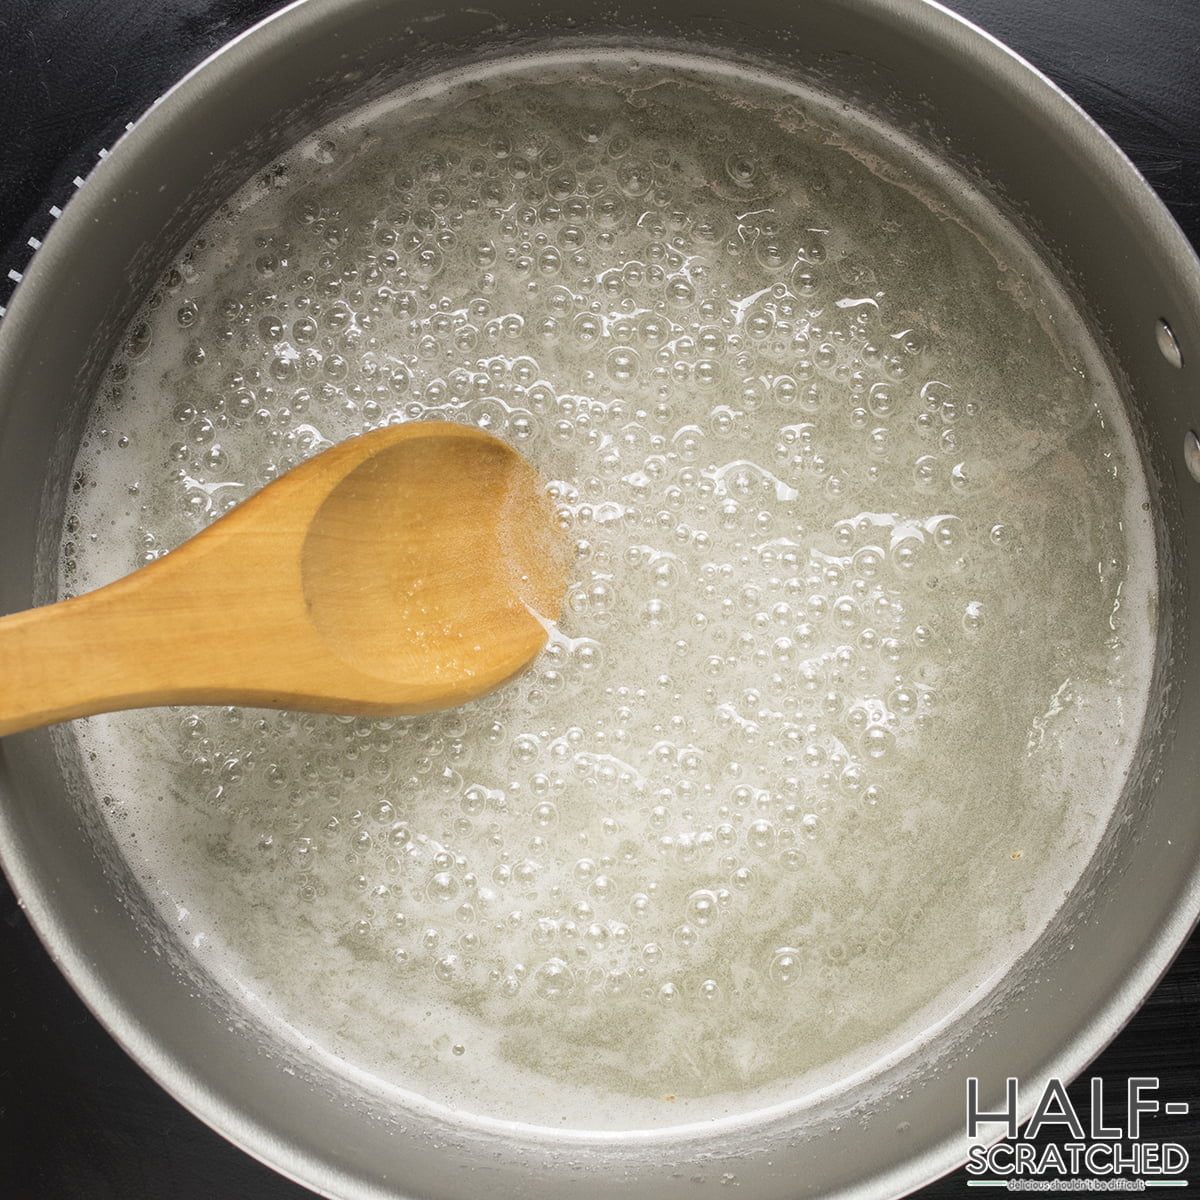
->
[0,421,569,736]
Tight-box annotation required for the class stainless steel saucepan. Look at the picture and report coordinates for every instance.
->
[0,1,1197,1197]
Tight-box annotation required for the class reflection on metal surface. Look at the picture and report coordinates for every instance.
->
[1184,430,1200,484]
[1157,318,1184,369]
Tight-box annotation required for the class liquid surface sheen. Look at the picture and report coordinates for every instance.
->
[62,52,1156,1129]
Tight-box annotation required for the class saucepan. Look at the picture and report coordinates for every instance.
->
[0,0,1198,1197]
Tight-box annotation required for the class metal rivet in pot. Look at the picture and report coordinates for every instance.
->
[1184,431,1200,484]
[1156,318,1183,368]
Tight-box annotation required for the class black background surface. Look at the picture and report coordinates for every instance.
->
[0,1,1197,1195]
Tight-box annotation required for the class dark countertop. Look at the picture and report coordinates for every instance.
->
[1,1,1197,1196]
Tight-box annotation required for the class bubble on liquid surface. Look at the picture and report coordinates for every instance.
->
[62,49,1156,1131]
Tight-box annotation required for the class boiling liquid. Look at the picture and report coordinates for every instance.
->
[61,52,1156,1129]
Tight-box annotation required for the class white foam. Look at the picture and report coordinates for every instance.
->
[61,50,1157,1130]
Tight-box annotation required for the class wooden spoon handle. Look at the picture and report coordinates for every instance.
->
[0,539,290,736]
[0,451,345,734]
[0,432,399,736]
[0,578,182,737]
